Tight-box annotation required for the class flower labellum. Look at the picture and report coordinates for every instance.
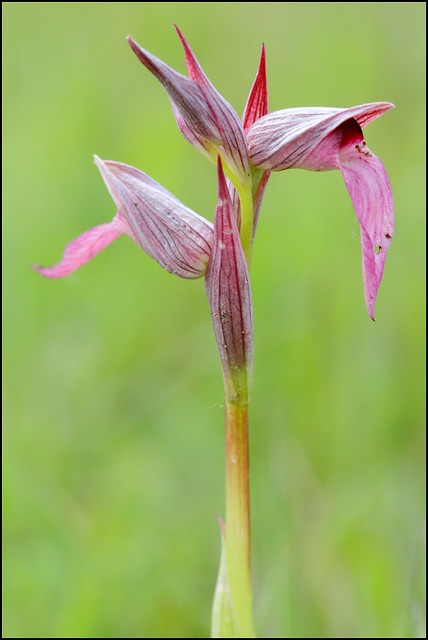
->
[34,213,129,279]
[35,158,214,280]
[247,102,394,318]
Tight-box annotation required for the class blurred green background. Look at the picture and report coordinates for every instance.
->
[3,3,425,638]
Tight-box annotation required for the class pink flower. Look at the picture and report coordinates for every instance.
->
[127,27,250,185]
[35,33,269,285]
[35,157,213,280]
[247,103,394,319]
[37,28,394,321]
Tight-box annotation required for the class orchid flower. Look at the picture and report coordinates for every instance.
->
[247,103,394,319]
[36,26,395,639]
[127,28,269,262]
[127,27,251,187]
[35,157,213,280]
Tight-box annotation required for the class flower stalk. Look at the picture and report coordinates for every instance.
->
[223,397,254,638]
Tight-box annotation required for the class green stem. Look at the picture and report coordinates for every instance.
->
[236,183,254,266]
[217,157,254,266]
[224,397,255,638]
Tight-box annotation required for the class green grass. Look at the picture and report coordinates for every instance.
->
[3,3,426,637]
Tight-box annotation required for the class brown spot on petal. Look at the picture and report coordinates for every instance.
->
[385,233,391,239]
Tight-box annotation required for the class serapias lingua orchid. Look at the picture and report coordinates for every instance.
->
[36,27,395,638]
[35,157,213,280]
[127,27,251,187]
[247,103,394,319]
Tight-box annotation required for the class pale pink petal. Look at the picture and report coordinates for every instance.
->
[95,157,214,279]
[339,138,394,320]
[34,214,128,279]
[247,102,394,171]
[205,159,253,399]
